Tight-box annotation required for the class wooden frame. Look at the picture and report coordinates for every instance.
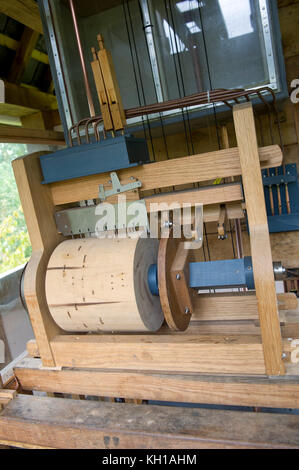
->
[12,102,296,394]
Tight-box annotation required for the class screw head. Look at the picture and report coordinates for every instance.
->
[185,307,190,315]
[176,274,181,280]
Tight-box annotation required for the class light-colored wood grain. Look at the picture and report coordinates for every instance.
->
[50,334,266,375]
[233,102,284,376]
[12,152,64,367]
[145,183,243,211]
[50,145,282,206]
[90,49,113,131]
[27,340,40,358]
[97,35,126,131]
[12,357,299,409]
[46,238,163,333]
[192,292,298,321]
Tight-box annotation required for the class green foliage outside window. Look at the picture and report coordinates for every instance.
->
[0,143,31,274]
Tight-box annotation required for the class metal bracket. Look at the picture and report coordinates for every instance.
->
[99,172,142,201]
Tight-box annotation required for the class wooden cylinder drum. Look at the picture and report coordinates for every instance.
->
[45,237,164,332]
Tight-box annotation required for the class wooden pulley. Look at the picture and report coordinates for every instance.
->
[46,237,163,333]
[158,236,194,332]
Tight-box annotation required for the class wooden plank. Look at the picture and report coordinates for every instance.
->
[50,334,266,375]
[233,102,284,376]
[0,81,57,114]
[11,358,299,409]
[145,183,243,211]
[0,124,64,145]
[27,340,39,358]
[192,292,298,321]
[0,0,43,34]
[0,390,17,400]
[193,292,258,321]
[12,153,64,367]
[50,145,283,206]
[8,28,39,84]
[1,394,299,448]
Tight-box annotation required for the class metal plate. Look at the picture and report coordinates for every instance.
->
[55,200,149,236]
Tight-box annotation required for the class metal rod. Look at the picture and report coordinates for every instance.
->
[69,0,95,117]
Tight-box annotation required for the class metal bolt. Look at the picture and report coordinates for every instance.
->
[185,307,190,315]
[176,274,181,280]
[164,221,173,228]
[282,353,287,359]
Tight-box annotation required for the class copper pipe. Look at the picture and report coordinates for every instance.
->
[69,86,278,145]
[69,0,95,118]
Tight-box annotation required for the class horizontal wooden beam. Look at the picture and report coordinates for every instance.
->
[0,124,64,145]
[192,292,298,322]
[50,334,267,375]
[0,33,49,65]
[0,0,43,34]
[1,394,299,448]
[0,80,58,118]
[50,145,283,206]
[14,357,299,410]
[145,183,243,211]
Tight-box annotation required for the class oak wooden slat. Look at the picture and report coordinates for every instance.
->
[233,102,284,376]
[12,358,299,409]
[12,153,64,367]
[50,145,282,206]
[50,334,266,375]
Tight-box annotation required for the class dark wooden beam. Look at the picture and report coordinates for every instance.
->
[8,28,40,84]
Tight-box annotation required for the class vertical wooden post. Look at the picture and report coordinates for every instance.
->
[233,102,285,376]
[13,152,64,367]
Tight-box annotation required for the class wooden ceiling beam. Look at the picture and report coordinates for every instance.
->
[0,124,64,146]
[0,80,58,118]
[0,33,49,65]
[8,28,40,84]
[0,0,43,35]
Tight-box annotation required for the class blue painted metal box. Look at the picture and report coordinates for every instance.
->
[40,135,150,184]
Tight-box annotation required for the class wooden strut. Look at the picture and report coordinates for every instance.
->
[233,102,285,376]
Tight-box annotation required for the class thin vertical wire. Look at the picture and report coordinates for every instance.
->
[123,1,147,141]
[164,0,191,156]
[126,0,156,160]
[137,1,169,160]
[168,0,195,155]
